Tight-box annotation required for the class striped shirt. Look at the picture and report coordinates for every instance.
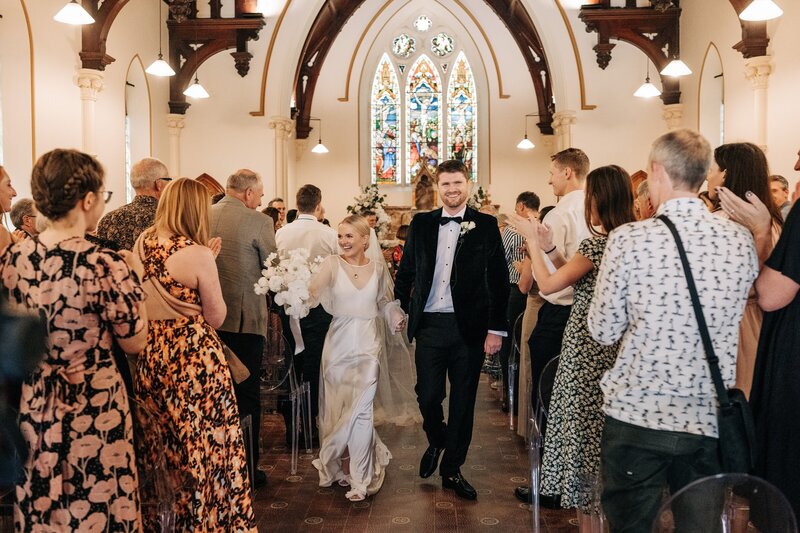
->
[502,227,525,284]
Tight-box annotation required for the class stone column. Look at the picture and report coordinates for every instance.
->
[551,110,577,152]
[662,103,684,131]
[75,69,105,154]
[166,114,186,177]
[744,56,773,151]
[268,116,294,199]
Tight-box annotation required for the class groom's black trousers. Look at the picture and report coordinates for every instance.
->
[415,312,485,477]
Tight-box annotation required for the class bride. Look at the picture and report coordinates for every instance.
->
[309,215,407,501]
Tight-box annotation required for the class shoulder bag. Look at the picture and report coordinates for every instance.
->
[658,215,756,473]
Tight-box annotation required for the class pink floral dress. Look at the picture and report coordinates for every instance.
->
[0,236,144,532]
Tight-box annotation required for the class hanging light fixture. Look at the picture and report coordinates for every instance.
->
[146,0,175,77]
[660,58,692,77]
[740,0,783,21]
[54,1,95,25]
[184,76,210,99]
[634,60,662,98]
[516,113,536,150]
[310,118,329,154]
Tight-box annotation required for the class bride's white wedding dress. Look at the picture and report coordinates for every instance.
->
[309,255,406,499]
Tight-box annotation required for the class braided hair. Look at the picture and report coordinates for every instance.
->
[31,149,104,220]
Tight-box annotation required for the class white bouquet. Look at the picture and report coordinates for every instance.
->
[254,249,324,318]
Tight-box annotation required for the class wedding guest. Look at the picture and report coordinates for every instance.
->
[708,142,782,397]
[286,208,298,224]
[390,224,409,277]
[0,166,18,251]
[309,215,406,501]
[135,178,256,531]
[720,174,800,518]
[275,184,338,439]
[10,198,38,238]
[262,206,280,228]
[96,157,170,250]
[515,148,591,506]
[636,179,655,219]
[211,168,276,487]
[500,192,540,412]
[268,197,286,228]
[1,149,148,531]
[395,159,509,500]
[512,166,635,531]
[770,175,792,221]
[588,130,758,531]
[362,210,378,229]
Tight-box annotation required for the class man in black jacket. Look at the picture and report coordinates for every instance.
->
[395,159,510,500]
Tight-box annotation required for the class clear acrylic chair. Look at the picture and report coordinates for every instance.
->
[507,312,525,431]
[652,473,798,533]
[535,355,559,439]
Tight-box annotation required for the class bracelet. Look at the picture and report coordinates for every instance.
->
[544,245,556,254]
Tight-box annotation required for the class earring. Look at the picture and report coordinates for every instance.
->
[364,243,368,250]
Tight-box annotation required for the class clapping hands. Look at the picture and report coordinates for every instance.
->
[208,237,222,259]
[509,214,554,251]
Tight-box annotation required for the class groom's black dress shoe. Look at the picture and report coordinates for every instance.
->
[514,486,561,508]
[419,446,443,478]
[443,473,477,500]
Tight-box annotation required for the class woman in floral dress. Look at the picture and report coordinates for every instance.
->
[512,165,635,532]
[1,149,148,532]
[134,178,256,532]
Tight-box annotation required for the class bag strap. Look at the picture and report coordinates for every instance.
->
[657,215,731,408]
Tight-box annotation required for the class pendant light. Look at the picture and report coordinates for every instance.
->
[146,0,175,77]
[516,114,536,150]
[740,0,783,21]
[183,26,209,99]
[634,60,662,98]
[54,1,95,25]
[660,59,692,77]
[310,118,329,154]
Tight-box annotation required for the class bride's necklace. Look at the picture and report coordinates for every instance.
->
[341,256,369,279]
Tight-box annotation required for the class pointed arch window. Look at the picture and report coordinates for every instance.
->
[370,54,401,184]
[405,55,442,184]
[447,52,477,181]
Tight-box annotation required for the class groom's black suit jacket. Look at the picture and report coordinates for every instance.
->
[394,206,510,344]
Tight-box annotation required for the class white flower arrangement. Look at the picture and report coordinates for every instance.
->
[254,249,324,318]
[459,221,476,237]
[347,184,391,240]
[467,186,492,210]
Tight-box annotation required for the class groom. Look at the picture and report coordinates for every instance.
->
[395,159,509,500]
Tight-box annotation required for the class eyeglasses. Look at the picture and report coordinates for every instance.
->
[158,177,173,182]
[101,190,113,204]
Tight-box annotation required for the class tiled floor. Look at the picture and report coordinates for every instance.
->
[252,376,577,532]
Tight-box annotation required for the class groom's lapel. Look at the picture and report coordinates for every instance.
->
[454,207,474,260]
[424,208,443,272]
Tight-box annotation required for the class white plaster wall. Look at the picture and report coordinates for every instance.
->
[681,0,800,189]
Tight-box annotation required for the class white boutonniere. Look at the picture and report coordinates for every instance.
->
[459,221,476,237]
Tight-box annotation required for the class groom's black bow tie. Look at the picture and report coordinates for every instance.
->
[440,216,463,226]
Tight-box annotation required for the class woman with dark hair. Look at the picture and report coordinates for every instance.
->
[1,149,148,531]
[511,165,636,531]
[707,142,782,397]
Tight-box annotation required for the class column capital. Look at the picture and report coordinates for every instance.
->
[551,110,577,129]
[166,114,186,132]
[75,68,105,102]
[269,116,294,139]
[662,103,684,131]
[744,55,773,90]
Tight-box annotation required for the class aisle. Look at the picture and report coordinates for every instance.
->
[252,375,577,532]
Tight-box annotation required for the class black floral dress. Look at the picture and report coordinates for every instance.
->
[0,237,144,532]
[540,236,619,513]
[134,235,256,532]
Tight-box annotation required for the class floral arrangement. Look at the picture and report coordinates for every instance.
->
[467,186,491,209]
[347,184,391,240]
[254,249,323,318]
[459,221,476,237]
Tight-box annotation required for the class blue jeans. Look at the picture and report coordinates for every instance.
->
[601,416,722,533]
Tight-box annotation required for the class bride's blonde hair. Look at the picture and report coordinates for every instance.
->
[339,214,371,250]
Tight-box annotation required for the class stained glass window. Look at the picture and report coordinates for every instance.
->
[447,52,477,181]
[370,54,401,184]
[405,55,442,184]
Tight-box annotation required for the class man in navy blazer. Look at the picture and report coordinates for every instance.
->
[395,159,510,500]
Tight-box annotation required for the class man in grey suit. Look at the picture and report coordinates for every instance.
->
[211,169,277,487]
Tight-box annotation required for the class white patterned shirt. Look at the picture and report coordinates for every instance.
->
[588,198,758,437]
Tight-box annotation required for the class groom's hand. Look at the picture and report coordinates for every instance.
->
[483,333,502,355]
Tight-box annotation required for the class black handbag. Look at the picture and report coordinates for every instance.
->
[659,215,756,473]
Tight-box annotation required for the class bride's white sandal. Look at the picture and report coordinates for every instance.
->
[346,488,366,502]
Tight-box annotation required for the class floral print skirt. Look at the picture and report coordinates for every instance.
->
[135,316,255,532]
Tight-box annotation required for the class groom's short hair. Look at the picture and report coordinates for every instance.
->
[296,184,322,213]
[435,160,468,183]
